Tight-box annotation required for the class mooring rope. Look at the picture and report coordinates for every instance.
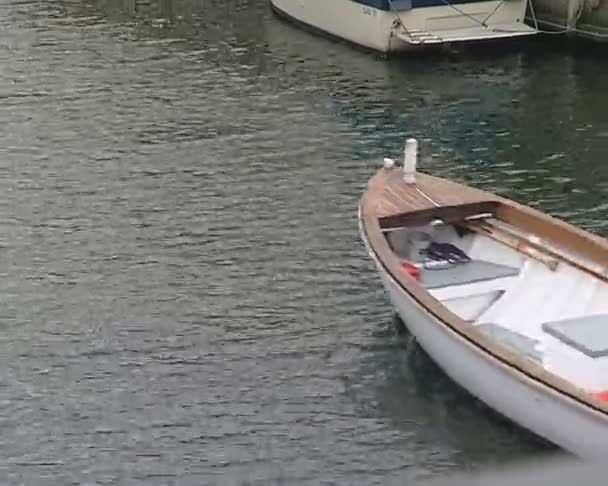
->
[388,0,608,42]
[386,0,412,38]
[438,0,508,28]
[526,0,608,38]
[481,0,508,27]
[388,0,510,33]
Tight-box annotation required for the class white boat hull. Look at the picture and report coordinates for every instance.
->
[270,0,538,53]
[360,219,608,458]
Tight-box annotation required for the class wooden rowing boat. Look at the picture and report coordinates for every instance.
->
[358,139,608,458]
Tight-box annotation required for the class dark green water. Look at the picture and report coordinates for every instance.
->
[2,1,607,484]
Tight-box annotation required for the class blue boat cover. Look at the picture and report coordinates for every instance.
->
[352,0,483,11]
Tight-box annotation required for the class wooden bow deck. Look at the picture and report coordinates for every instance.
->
[370,168,497,220]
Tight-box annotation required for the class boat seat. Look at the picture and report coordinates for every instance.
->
[476,323,543,362]
[421,260,520,290]
[542,315,608,358]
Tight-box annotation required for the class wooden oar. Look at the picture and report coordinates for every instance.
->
[463,219,560,271]
[465,219,608,284]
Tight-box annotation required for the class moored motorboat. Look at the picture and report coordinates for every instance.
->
[358,138,608,457]
[270,0,539,54]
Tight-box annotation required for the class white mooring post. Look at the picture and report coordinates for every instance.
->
[403,137,418,184]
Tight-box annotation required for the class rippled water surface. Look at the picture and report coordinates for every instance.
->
[2,1,608,484]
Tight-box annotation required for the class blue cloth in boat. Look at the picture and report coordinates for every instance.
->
[352,0,479,12]
[542,315,608,358]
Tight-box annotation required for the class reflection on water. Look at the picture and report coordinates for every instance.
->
[1,0,607,484]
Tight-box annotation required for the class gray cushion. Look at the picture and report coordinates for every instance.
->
[421,260,520,289]
[542,315,608,358]
[476,323,543,362]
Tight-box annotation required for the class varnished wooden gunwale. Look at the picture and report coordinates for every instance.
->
[380,201,500,230]
[360,166,608,416]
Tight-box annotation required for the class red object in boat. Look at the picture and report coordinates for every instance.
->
[400,262,421,282]
[595,391,608,402]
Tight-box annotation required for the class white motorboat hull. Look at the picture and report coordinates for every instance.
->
[270,0,538,53]
[359,216,608,458]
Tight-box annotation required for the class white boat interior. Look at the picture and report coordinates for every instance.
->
[384,217,608,395]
